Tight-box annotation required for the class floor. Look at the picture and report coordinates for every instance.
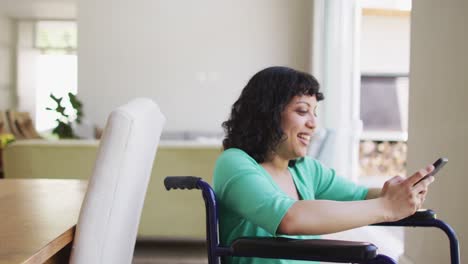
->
[133,239,207,264]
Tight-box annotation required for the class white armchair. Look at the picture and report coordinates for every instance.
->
[69,98,166,264]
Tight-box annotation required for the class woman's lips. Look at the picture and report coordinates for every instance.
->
[297,133,310,146]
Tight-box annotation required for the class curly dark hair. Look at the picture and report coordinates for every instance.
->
[222,66,324,164]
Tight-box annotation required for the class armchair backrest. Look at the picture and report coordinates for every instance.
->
[70,98,165,264]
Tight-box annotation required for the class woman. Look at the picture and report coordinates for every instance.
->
[213,66,434,264]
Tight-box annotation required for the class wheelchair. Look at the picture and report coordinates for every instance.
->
[164,176,459,264]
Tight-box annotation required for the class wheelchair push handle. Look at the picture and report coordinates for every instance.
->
[164,176,202,190]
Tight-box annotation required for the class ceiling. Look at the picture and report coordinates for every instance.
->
[0,0,76,20]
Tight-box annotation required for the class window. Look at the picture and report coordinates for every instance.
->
[35,21,77,53]
[360,75,408,140]
[17,20,78,132]
[36,54,77,132]
[358,3,411,178]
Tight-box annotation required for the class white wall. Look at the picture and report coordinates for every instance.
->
[16,21,38,118]
[0,15,15,109]
[403,1,468,263]
[78,0,313,132]
[361,14,410,74]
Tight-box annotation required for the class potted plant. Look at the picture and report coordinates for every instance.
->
[46,92,83,139]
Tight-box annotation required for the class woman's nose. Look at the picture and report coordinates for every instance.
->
[306,117,315,128]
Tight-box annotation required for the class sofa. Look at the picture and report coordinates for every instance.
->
[3,139,222,239]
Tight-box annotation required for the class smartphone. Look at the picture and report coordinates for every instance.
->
[414,157,448,186]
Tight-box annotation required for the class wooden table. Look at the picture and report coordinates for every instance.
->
[0,179,87,264]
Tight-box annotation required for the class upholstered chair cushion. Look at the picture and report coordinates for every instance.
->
[70,98,165,264]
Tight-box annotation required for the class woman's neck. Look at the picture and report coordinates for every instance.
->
[261,153,289,174]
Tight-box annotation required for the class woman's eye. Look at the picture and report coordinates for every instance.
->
[297,110,308,115]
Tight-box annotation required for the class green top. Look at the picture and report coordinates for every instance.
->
[213,148,368,264]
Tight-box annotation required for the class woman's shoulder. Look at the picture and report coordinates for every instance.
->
[216,148,257,165]
[213,148,262,189]
[215,148,260,177]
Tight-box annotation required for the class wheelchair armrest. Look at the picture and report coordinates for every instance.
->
[373,209,437,227]
[229,237,377,263]
[372,209,460,264]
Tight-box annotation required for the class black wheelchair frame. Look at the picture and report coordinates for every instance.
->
[164,176,459,264]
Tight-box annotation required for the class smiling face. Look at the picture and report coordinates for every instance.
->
[274,95,318,160]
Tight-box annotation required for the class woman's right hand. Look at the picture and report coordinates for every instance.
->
[379,165,435,222]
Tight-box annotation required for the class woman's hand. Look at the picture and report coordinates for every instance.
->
[379,165,435,222]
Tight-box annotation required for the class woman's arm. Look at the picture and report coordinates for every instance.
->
[366,188,382,199]
[278,166,435,235]
[278,198,387,235]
